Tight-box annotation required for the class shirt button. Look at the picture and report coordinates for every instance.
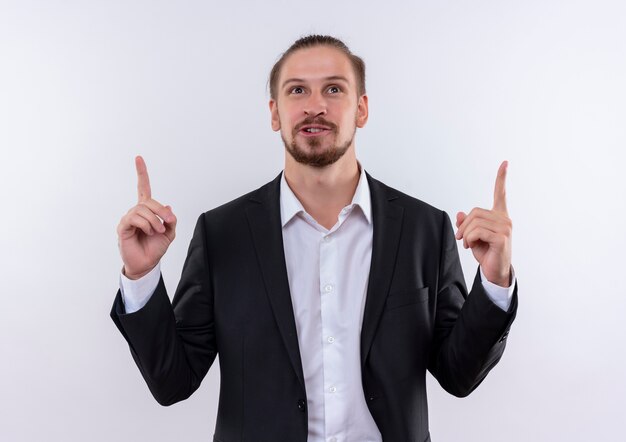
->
[329,438,337,442]
[322,235,331,242]
[327,336,335,343]
[329,386,337,393]
[324,284,333,293]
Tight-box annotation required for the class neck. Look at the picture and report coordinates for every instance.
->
[284,148,360,230]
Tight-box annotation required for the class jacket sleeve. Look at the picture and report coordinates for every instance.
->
[110,213,217,406]
[427,211,518,397]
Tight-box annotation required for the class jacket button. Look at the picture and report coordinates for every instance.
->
[297,399,306,412]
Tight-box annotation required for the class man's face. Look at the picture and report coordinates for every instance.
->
[269,45,368,168]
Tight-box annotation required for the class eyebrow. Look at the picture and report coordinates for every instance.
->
[281,75,350,89]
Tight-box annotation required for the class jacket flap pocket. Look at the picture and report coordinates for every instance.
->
[385,287,429,310]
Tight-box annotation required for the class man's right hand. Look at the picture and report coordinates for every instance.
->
[117,156,177,280]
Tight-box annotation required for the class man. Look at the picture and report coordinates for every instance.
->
[111,35,517,442]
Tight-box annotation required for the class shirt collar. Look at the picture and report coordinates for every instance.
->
[280,163,372,227]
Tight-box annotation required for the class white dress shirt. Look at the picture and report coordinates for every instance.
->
[279,169,381,442]
[120,167,515,442]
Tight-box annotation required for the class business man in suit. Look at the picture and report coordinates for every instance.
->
[111,35,517,442]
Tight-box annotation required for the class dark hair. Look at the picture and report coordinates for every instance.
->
[268,35,366,100]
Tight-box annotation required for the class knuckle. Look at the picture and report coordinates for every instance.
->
[134,215,148,229]
[132,204,147,216]
[501,218,512,235]
[137,202,150,212]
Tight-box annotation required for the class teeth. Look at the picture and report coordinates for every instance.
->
[306,128,324,133]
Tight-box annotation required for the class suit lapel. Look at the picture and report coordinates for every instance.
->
[361,173,404,367]
[246,173,306,391]
[244,171,403,382]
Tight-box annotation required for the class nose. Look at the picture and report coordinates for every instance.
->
[303,90,327,117]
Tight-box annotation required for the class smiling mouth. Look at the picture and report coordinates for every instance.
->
[298,126,332,137]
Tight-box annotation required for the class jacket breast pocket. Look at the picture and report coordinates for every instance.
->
[384,287,429,310]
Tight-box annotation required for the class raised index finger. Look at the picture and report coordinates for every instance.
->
[492,160,508,213]
[135,155,151,202]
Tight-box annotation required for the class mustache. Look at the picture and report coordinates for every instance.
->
[294,117,337,132]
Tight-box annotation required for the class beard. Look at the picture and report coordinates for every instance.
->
[282,116,355,168]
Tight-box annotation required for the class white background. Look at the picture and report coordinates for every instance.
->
[1,1,625,441]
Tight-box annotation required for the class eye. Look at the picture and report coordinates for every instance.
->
[327,85,341,94]
[290,86,305,94]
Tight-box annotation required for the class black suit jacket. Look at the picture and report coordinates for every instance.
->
[111,172,518,442]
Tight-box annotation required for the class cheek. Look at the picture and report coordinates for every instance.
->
[339,107,359,127]
[278,107,296,127]
[337,101,358,117]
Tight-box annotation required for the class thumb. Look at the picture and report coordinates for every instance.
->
[163,205,177,241]
[456,211,466,228]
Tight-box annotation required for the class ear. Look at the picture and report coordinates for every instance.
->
[269,99,281,132]
[356,94,369,128]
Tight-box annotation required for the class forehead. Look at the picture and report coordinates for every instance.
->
[279,45,356,86]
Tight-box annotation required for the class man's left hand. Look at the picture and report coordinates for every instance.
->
[455,161,512,287]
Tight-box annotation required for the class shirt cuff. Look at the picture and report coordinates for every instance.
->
[119,263,161,314]
[479,265,516,312]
